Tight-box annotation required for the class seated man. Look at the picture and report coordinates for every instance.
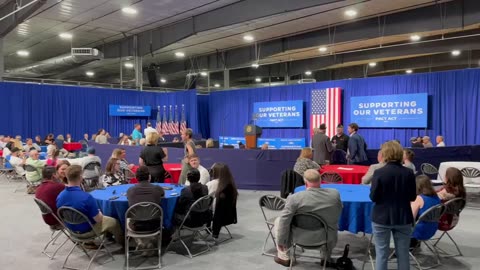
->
[184,154,210,185]
[274,169,342,267]
[8,147,26,177]
[26,150,46,184]
[35,167,65,228]
[23,138,41,152]
[56,165,124,246]
[68,147,102,180]
[361,150,385,185]
[436,135,445,147]
[422,136,433,148]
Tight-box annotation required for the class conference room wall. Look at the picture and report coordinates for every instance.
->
[0,82,198,140]
[207,68,480,148]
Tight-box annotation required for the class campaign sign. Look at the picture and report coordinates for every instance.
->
[109,105,152,117]
[219,137,245,149]
[350,93,428,128]
[253,100,304,128]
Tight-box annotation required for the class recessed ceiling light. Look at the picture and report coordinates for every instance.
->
[16,50,29,57]
[451,50,461,56]
[85,71,94,76]
[160,78,166,83]
[214,83,220,88]
[305,71,312,76]
[243,35,254,42]
[255,77,261,82]
[410,34,421,42]
[124,62,134,68]
[318,47,327,52]
[200,72,208,77]
[122,7,137,15]
[251,63,260,68]
[368,62,377,67]
[59,32,73,39]
[345,9,357,17]
[175,52,185,58]
[405,69,413,74]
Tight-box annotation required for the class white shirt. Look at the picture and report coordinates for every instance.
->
[184,165,210,186]
[144,127,158,136]
[437,142,445,147]
[24,143,41,152]
[9,155,26,176]
[2,147,11,157]
[206,179,219,196]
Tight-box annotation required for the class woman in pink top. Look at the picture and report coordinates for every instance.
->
[46,149,60,167]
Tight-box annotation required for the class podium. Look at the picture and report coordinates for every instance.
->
[244,125,262,149]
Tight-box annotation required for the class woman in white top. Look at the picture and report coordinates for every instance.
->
[95,129,108,144]
[206,163,238,214]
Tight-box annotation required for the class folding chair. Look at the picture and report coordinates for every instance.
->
[288,213,330,270]
[259,194,286,256]
[166,195,213,258]
[391,204,446,270]
[125,202,163,270]
[320,172,343,184]
[420,163,441,181]
[24,164,40,192]
[361,234,376,270]
[33,198,71,259]
[433,198,466,257]
[461,167,480,209]
[82,161,102,192]
[0,158,26,192]
[57,206,115,270]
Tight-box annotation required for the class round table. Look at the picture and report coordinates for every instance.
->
[90,183,184,229]
[295,184,373,233]
[438,161,480,183]
[130,163,182,184]
[320,165,369,184]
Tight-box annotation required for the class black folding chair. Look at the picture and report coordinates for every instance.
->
[433,198,466,257]
[82,161,102,192]
[320,172,344,184]
[259,195,286,256]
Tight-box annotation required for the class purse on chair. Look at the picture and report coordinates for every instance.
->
[336,244,353,270]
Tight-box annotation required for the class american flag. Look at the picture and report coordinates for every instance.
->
[180,104,187,133]
[173,105,180,134]
[168,105,176,134]
[155,107,162,133]
[162,106,169,135]
[311,88,342,139]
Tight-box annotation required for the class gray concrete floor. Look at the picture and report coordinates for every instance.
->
[1,179,479,270]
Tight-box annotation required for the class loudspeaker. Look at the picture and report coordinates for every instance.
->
[186,74,197,89]
[147,69,159,87]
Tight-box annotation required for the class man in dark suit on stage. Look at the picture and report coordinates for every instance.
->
[347,123,368,165]
[311,124,334,165]
[331,124,349,152]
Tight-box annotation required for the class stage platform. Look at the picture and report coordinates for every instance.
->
[91,143,480,190]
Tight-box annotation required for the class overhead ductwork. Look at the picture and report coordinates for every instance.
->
[5,48,103,77]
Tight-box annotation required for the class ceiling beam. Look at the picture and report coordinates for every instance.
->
[98,0,345,58]
[0,0,47,38]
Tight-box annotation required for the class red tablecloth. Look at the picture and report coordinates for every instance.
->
[63,142,82,151]
[319,165,369,184]
[130,163,182,184]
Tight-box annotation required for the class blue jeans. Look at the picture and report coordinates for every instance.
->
[372,222,412,270]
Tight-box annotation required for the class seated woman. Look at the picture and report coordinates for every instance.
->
[55,160,71,184]
[118,135,131,146]
[410,175,441,248]
[293,147,320,176]
[174,169,211,228]
[111,148,134,171]
[95,129,108,144]
[102,158,126,186]
[403,149,416,174]
[437,167,466,231]
[46,149,60,167]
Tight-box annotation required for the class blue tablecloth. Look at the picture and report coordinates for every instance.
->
[294,184,373,234]
[90,183,184,230]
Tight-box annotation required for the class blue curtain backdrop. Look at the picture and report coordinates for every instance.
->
[197,94,210,139]
[207,68,480,148]
[0,82,198,140]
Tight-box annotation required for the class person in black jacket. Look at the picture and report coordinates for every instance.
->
[174,169,211,228]
[370,140,416,270]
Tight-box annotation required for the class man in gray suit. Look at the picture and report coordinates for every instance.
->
[311,124,334,165]
[347,123,368,165]
[361,150,385,184]
[274,169,342,267]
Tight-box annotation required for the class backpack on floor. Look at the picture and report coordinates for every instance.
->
[336,244,353,270]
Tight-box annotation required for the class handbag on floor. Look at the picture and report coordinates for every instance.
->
[336,244,353,270]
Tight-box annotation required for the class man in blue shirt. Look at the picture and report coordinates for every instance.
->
[131,123,143,144]
[57,165,124,245]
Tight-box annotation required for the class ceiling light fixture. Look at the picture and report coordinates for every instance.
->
[16,50,29,57]
[305,71,312,76]
[255,77,261,82]
[368,62,377,67]
[200,72,208,77]
[410,34,421,42]
[59,32,73,39]
[124,62,134,68]
[345,9,358,17]
[251,63,260,68]
[451,50,461,56]
[405,69,413,74]
[214,83,220,88]
[85,71,95,76]
[318,47,327,52]
[243,35,254,42]
[122,7,137,15]
[175,52,185,58]
[160,78,167,83]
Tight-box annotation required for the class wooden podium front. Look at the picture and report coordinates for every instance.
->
[244,125,262,149]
